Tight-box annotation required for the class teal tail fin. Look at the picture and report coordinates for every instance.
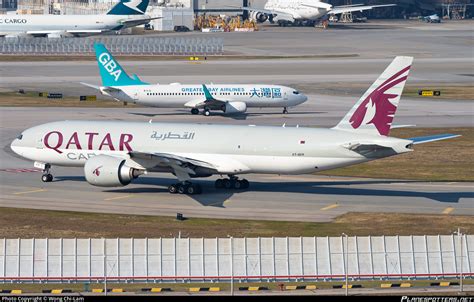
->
[106,0,149,15]
[94,43,148,87]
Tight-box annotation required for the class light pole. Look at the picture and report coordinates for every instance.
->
[342,233,349,296]
[103,238,107,296]
[453,228,464,293]
[230,236,234,296]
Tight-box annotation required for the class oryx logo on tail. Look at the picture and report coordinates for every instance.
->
[333,56,413,136]
[349,66,410,136]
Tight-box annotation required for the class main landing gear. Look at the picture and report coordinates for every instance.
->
[190,108,211,116]
[168,182,202,195]
[41,164,53,182]
[214,176,249,190]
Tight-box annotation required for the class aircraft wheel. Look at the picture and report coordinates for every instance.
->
[241,179,250,189]
[191,108,199,115]
[215,179,224,189]
[233,180,243,189]
[178,184,187,194]
[223,178,233,189]
[168,184,178,194]
[42,174,53,182]
[203,110,211,116]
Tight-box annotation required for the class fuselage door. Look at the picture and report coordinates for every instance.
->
[36,137,43,149]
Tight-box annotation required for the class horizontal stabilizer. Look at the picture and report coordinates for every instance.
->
[409,134,461,145]
[80,82,100,90]
[330,4,396,15]
[391,124,416,129]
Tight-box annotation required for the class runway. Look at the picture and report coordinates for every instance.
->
[1,164,473,222]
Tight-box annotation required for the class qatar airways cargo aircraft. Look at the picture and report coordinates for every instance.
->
[11,56,459,195]
[81,44,308,116]
[0,0,158,38]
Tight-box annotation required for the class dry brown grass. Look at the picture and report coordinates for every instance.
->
[323,127,474,181]
[292,83,474,100]
[0,91,137,107]
[0,208,472,238]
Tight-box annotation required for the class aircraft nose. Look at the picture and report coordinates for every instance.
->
[10,137,23,156]
[300,94,308,103]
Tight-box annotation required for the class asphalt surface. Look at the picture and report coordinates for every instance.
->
[0,20,473,222]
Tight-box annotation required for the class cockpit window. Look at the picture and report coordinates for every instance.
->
[293,90,300,95]
[17,134,23,140]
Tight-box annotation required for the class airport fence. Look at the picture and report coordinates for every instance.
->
[0,236,472,283]
[0,36,224,56]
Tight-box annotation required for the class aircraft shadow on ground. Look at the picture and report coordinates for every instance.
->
[73,176,474,208]
[128,111,326,120]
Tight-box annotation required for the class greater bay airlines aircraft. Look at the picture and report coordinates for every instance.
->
[239,0,395,26]
[82,43,307,116]
[0,0,158,38]
[11,56,459,195]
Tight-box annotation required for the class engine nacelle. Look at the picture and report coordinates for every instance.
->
[250,11,268,23]
[84,155,143,187]
[224,101,247,114]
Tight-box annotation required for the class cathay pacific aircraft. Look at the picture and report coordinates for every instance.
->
[11,56,459,195]
[0,0,157,38]
[81,43,308,116]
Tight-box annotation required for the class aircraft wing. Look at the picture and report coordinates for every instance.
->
[184,84,228,110]
[408,134,461,145]
[329,4,396,15]
[119,16,162,25]
[129,151,218,179]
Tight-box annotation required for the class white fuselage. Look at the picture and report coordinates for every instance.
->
[11,121,412,175]
[102,84,307,109]
[265,0,330,21]
[0,14,150,36]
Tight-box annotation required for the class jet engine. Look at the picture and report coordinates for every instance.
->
[224,101,247,114]
[84,155,144,187]
[250,11,268,23]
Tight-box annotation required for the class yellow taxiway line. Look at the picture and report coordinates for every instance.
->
[442,207,454,215]
[13,188,46,195]
[320,203,339,211]
[104,195,133,201]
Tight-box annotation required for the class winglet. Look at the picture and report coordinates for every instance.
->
[202,84,214,101]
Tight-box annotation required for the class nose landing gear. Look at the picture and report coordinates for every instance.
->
[40,163,53,182]
[283,107,288,114]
